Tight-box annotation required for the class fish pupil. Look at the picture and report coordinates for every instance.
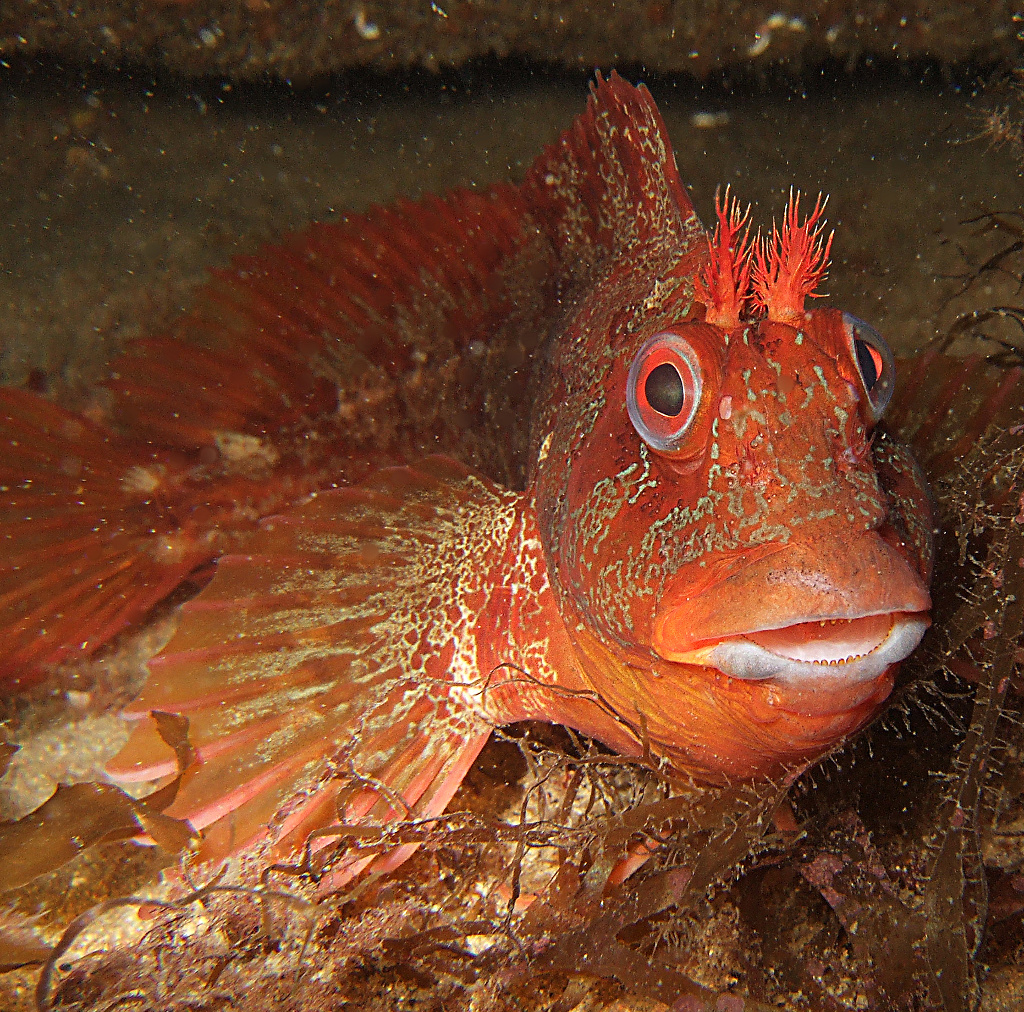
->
[855,337,881,390]
[645,362,685,417]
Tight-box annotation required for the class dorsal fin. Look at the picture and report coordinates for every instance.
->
[524,71,699,266]
[102,186,551,481]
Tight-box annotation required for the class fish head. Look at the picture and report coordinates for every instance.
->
[536,190,932,779]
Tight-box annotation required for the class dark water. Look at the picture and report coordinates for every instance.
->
[2,60,1021,394]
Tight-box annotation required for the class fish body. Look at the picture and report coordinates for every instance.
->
[2,74,933,876]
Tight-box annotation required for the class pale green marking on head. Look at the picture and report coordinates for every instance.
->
[710,442,719,460]
[795,332,804,345]
[627,443,658,504]
[812,364,835,400]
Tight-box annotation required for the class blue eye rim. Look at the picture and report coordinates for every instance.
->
[842,312,895,422]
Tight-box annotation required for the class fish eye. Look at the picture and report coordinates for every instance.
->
[626,332,703,453]
[842,312,895,422]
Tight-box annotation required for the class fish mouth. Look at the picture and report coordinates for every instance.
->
[658,609,930,718]
[650,529,932,713]
[663,611,930,692]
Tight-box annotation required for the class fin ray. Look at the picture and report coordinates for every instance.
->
[525,70,698,265]
[892,353,1024,481]
[107,458,525,872]
[0,389,208,681]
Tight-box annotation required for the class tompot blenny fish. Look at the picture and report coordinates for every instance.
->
[0,73,937,883]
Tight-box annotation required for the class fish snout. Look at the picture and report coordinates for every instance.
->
[653,531,931,715]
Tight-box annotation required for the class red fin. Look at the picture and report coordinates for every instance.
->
[102,186,547,469]
[890,351,1024,481]
[0,169,561,689]
[106,457,530,876]
[0,389,211,687]
[524,70,699,263]
[2,74,692,691]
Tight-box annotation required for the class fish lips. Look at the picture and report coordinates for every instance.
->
[660,612,929,717]
[652,531,932,714]
[711,612,930,681]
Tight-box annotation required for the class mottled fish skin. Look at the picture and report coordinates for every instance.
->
[2,74,938,879]
[533,308,932,776]
[517,80,932,779]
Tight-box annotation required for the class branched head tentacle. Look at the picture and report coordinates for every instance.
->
[752,189,834,323]
[695,184,754,330]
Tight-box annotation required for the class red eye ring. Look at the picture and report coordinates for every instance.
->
[626,332,703,453]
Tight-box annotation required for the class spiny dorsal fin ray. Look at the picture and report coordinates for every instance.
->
[524,71,701,269]
[105,75,698,462]
[103,186,552,474]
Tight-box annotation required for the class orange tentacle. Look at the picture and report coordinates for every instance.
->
[751,190,833,323]
[694,185,754,330]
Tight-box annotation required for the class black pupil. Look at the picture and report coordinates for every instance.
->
[855,338,879,390]
[645,362,685,417]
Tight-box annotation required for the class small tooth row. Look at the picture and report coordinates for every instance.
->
[811,652,869,666]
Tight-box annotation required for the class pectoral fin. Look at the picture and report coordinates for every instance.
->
[107,456,528,881]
